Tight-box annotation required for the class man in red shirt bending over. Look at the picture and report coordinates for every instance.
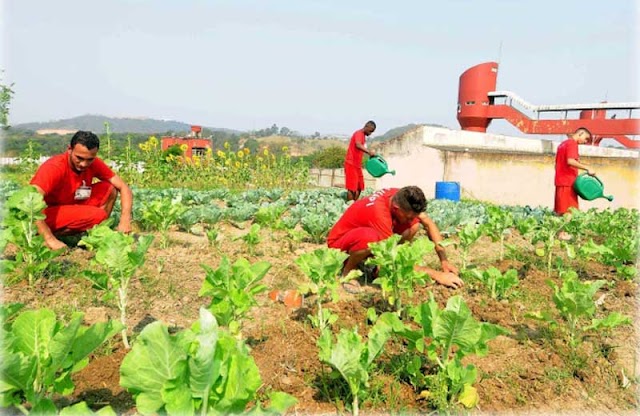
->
[30,131,134,251]
[554,127,595,214]
[327,186,463,293]
[344,120,377,202]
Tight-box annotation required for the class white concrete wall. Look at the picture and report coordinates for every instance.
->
[374,126,640,209]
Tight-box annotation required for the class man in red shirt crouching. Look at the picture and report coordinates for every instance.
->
[30,131,134,251]
[327,186,463,293]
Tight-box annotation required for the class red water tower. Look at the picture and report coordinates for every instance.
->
[161,125,211,157]
[457,62,499,132]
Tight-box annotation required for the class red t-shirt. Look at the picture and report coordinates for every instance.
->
[345,129,366,167]
[328,188,402,245]
[393,216,420,235]
[30,152,115,206]
[555,139,579,186]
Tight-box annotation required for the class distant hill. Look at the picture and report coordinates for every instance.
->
[370,123,447,143]
[12,114,242,135]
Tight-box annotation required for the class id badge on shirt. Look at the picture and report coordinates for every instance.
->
[74,180,92,201]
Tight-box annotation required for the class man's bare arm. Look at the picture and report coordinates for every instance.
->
[32,185,67,250]
[108,175,133,233]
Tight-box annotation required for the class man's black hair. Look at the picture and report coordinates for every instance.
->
[574,127,592,138]
[393,186,427,213]
[70,131,100,150]
[365,120,377,129]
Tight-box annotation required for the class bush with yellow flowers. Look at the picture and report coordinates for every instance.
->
[118,136,309,190]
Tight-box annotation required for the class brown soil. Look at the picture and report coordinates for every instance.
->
[2,225,638,415]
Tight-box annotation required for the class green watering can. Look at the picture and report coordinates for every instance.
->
[573,174,613,202]
[365,155,396,178]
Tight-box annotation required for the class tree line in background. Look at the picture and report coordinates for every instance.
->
[3,128,348,169]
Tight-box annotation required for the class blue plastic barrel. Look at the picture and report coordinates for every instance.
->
[435,181,460,201]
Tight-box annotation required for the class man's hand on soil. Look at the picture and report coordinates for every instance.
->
[440,260,459,275]
[433,271,464,289]
[45,237,68,251]
[116,222,132,234]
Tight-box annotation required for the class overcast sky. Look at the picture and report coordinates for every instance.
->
[2,0,638,136]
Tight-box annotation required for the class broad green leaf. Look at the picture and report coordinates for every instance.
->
[434,296,482,354]
[188,309,219,400]
[584,312,632,332]
[120,321,189,414]
[11,309,56,358]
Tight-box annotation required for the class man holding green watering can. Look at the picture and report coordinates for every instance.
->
[344,120,377,202]
[554,127,596,240]
[554,127,596,216]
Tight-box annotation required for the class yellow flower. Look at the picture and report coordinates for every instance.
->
[243,148,250,154]
[206,147,213,154]
[224,142,230,149]
[261,164,267,170]
[180,144,188,152]
[281,146,289,152]
[138,143,147,151]
[148,136,158,146]
[237,150,244,158]
[235,161,241,168]
[263,148,269,156]
[217,150,225,158]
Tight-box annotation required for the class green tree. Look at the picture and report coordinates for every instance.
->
[1,74,15,129]
[307,146,346,168]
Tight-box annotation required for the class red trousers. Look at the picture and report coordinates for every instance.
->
[554,186,579,215]
[344,163,364,192]
[328,227,381,252]
[44,181,113,233]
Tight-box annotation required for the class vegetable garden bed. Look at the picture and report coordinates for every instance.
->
[1,183,638,415]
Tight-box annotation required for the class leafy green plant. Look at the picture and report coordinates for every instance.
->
[367,235,433,316]
[317,313,405,416]
[466,267,519,300]
[530,214,572,277]
[296,248,354,330]
[0,308,122,414]
[0,186,63,285]
[80,225,154,349]
[237,223,262,255]
[205,226,219,248]
[400,295,508,411]
[301,213,334,244]
[199,256,270,336]
[139,196,187,248]
[456,223,483,269]
[482,206,514,261]
[120,308,297,416]
[527,271,631,352]
[254,204,287,229]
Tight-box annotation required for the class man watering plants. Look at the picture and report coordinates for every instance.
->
[327,185,463,293]
[344,120,377,202]
[30,130,133,251]
[554,127,595,239]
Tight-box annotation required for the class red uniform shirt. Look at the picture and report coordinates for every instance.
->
[345,129,367,167]
[555,139,579,186]
[328,188,400,246]
[30,152,115,206]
